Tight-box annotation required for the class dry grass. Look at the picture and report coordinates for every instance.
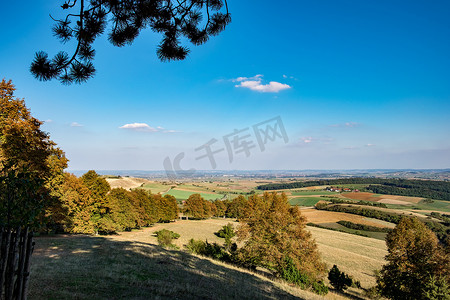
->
[299,186,330,190]
[106,177,151,190]
[29,224,350,300]
[308,226,387,288]
[377,198,411,205]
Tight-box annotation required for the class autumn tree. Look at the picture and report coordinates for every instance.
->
[155,194,178,222]
[58,173,97,233]
[377,217,450,300]
[226,195,247,219]
[184,193,212,219]
[31,0,231,84]
[0,79,67,299]
[129,189,156,226]
[213,199,227,217]
[236,192,326,282]
[107,188,138,231]
[0,79,68,228]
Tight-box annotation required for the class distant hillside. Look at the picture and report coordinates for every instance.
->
[105,176,151,190]
[257,178,450,201]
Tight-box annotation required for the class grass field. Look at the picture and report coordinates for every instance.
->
[140,182,172,194]
[289,197,321,206]
[307,226,387,288]
[312,222,388,241]
[164,188,224,201]
[29,220,353,300]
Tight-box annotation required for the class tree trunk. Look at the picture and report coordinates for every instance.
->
[0,228,34,300]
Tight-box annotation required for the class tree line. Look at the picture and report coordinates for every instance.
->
[257,178,450,201]
[44,170,179,234]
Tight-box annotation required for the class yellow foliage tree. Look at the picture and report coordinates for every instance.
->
[236,192,326,281]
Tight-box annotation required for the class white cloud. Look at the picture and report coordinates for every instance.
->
[44,119,53,123]
[119,123,179,133]
[298,136,333,145]
[70,122,83,127]
[233,74,291,93]
[365,144,376,147]
[330,122,361,128]
[119,123,157,132]
[301,136,314,143]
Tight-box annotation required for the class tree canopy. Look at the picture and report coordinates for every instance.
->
[377,217,450,300]
[0,79,68,228]
[30,0,231,84]
[236,192,326,281]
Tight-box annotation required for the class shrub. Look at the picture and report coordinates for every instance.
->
[216,223,236,249]
[155,229,180,248]
[312,281,329,295]
[185,239,231,262]
[281,257,311,289]
[186,238,207,254]
[328,265,353,291]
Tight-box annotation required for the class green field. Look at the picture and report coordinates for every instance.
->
[385,199,450,213]
[289,197,321,206]
[164,189,224,201]
[314,222,387,241]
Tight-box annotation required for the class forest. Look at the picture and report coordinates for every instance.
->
[257,178,450,200]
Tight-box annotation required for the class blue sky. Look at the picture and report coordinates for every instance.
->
[1,0,449,171]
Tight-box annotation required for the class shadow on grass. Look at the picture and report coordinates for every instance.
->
[29,235,305,300]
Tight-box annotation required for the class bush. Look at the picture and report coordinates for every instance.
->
[365,286,382,299]
[186,238,207,254]
[215,223,236,249]
[281,257,328,295]
[185,239,232,262]
[155,229,180,248]
[281,258,311,289]
[328,265,353,291]
[312,281,329,295]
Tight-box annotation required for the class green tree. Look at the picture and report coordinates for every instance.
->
[107,188,138,231]
[216,223,235,250]
[31,0,231,84]
[328,265,353,291]
[377,217,450,300]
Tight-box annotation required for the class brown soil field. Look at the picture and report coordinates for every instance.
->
[342,192,423,204]
[342,192,381,202]
[300,208,393,228]
[299,185,330,190]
